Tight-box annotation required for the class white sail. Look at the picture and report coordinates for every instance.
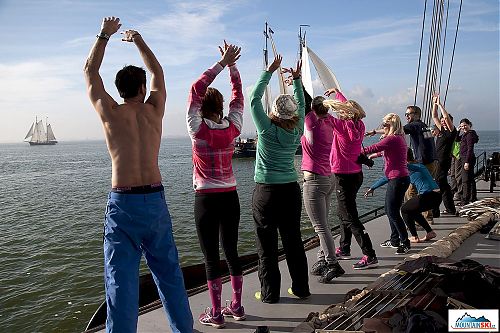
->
[24,122,34,140]
[301,46,314,98]
[268,32,287,94]
[31,120,46,143]
[46,124,57,141]
[264,86,273,115]
[307,46,342,92]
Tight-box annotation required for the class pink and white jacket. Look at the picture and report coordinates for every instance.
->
[186,63,244,193]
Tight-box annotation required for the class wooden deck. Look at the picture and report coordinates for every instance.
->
[97,182,499,332]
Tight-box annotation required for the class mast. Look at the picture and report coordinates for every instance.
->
[46,117,49,143]
[263,22,271,114]
[264,22,269,69]
[298,24,310,59]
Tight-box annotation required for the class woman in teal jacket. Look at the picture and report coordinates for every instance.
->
[251,55,310,303]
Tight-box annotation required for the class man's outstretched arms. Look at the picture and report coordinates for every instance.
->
[122,30,166,113]
[84,17,121,115]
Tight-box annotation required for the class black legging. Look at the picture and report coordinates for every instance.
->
[435,160,456,213]
[401,191,441,237]
[334,172,376,258]
[194,190,242,280]
[462,159,477,204]
[252,182,309,303]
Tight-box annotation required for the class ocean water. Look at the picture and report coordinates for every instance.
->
[0,131,498,332]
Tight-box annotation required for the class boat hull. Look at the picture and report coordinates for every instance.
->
[28,141,57,145]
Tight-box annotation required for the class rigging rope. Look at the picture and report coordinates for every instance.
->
[414,0,461,125]
[438,0,451,99]
[413,0,428,106]
[444,0,463,105]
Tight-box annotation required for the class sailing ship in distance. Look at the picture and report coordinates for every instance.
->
[24,116,58,145]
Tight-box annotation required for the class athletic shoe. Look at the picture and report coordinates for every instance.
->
[287,287,310,299]
[221,301,246,321]
[352,255,379,270]
[199,308,225,328]
[380,240,399,248]
[318,262,345,283]
[395,244,410,255]
[254,291,279,303]
[310,259,327,276]
[335,247,352,260]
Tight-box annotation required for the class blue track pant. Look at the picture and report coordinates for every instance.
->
[104,190,193,333]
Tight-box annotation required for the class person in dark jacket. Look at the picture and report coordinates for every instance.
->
[431,94,457,215]
[403,105,437,221]
[456,118,479,205]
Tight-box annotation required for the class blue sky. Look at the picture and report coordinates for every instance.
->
[0,0,498,143]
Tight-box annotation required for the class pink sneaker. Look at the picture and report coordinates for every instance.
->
[335,247,351,260]
[199,308,225,328]
[221,301,246,321]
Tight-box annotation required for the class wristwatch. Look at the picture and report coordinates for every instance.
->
[96,32,110,40]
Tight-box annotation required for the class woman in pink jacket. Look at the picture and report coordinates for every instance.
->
[186,42,245,328]
[323,88,378,270]
[363,113,411,255]
[301,94,346,283]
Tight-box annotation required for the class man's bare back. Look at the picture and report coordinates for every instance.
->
[84,17,166,187]
[101,102,163,187]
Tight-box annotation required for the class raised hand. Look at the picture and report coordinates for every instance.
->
[324,87,339,97]
[432,93,440,105]
[267,54,282,73]
[218,40,229,56]
[100,17,121,36]
[282,60,302,79]
[219,42,241,67]
[121,29,141,42]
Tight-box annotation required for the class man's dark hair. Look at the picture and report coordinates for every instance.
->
[201,87,224,120]
[460,118,472,126]
[115,65,146,98]
[407,105,422,118]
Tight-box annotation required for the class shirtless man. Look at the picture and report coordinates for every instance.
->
[84,17,193,333]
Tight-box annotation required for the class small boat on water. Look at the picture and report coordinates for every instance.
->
[24,116,57,145]
[233,137,257,158]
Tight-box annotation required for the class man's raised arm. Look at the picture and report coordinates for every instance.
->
[122,30,166,111]
[84,17,121,114]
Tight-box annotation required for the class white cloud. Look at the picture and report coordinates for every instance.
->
[134,1,239,66]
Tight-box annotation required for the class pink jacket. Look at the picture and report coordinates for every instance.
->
[186,63,243,192]
[329,92,365,174]
[301,111,334,176]
[363,135,409,179]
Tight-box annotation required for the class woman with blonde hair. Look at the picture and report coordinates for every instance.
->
[363,113,411,255]
[319,88,378,270]
[250,55,310,303]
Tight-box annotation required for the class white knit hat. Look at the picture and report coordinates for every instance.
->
[271,94,298,120]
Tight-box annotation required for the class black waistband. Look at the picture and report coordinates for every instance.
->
[111,183,164,194]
